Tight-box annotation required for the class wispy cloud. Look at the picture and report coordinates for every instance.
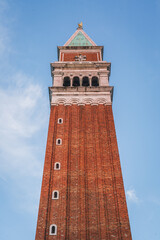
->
[0,0,49,214]
[0,72,47,173]
[126,188,139,203]
[0,72,48,212]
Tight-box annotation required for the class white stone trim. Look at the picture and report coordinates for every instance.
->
[100,51,102,61]
[54,162,61,170]
[49,224,57,235]
[56,138,62,145]
[59,52,61,61]
[52,190,59,199]
[58,118,63,124]
[59,49,101,53]
[50,89,112,106]
[51,96,111,106]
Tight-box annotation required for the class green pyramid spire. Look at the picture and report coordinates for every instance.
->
[68,31,93,46]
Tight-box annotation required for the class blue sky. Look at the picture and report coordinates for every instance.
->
[0,0,160,239]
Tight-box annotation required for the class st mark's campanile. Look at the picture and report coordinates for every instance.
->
[35,24,132,240]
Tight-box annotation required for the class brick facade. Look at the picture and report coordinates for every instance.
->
[61,52,101,61]
[35,104,132,240]
[35,27,132,240]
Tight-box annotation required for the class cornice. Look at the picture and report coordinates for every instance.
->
[49,86,113,106]
[58,46,103,50]
[49,86,113,92]
[51,61,111,70]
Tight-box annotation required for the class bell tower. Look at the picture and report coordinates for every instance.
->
[35,24,132,240]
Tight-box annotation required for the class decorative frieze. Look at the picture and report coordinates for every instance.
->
[49,86,113,106]
[51,96,111,106]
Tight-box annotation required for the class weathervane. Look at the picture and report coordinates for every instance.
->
[78,22,83,29]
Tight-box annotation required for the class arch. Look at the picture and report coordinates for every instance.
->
[49,224,57,235]
[82,76,89,86]
[70,98,80,105]
[56,138,62,145]
[63,76,70,86]
[84,98,94,105]
[54,162,60,170]
[56,98,67,105]
[73,76,80,86]
[52,190,59,199]
[57,118,63,124]
[92,76,99,86]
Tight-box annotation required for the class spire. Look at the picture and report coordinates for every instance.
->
[64,24,96,47]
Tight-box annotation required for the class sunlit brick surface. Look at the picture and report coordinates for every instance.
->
[35,104,132,240]
[62,52,100,61]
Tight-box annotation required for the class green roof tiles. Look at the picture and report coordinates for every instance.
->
[68,31,93,46]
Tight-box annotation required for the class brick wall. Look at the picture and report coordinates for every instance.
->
[35,104,132,240]
[61,52,101,61]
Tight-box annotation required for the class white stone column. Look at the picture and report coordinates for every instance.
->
[70,77,73,87]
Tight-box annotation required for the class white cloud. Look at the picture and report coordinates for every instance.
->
[0,73,45,138]
[126,188,139,203]
[0,0,49,214]
[0,72,48,176]
[0,72,49,212]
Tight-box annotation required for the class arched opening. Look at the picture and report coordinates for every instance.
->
[82,76,89,86]
[58,118,63,124]
[51,225,56,234]
[63,77,70,86]
[49,224,57,235]
[92,76,99,86]
[56,138,62,145]
[54,162,60,170]
[73,76,80,86]
[54,191,58,198]
[52,190,59,199]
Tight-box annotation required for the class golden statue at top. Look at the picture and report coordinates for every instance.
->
[78,22,83,29]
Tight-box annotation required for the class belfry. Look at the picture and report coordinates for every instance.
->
[35,24,132,240]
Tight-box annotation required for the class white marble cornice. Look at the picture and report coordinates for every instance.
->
[49,86,113,106]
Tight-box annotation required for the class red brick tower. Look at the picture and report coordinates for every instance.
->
[35,24,132,240]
